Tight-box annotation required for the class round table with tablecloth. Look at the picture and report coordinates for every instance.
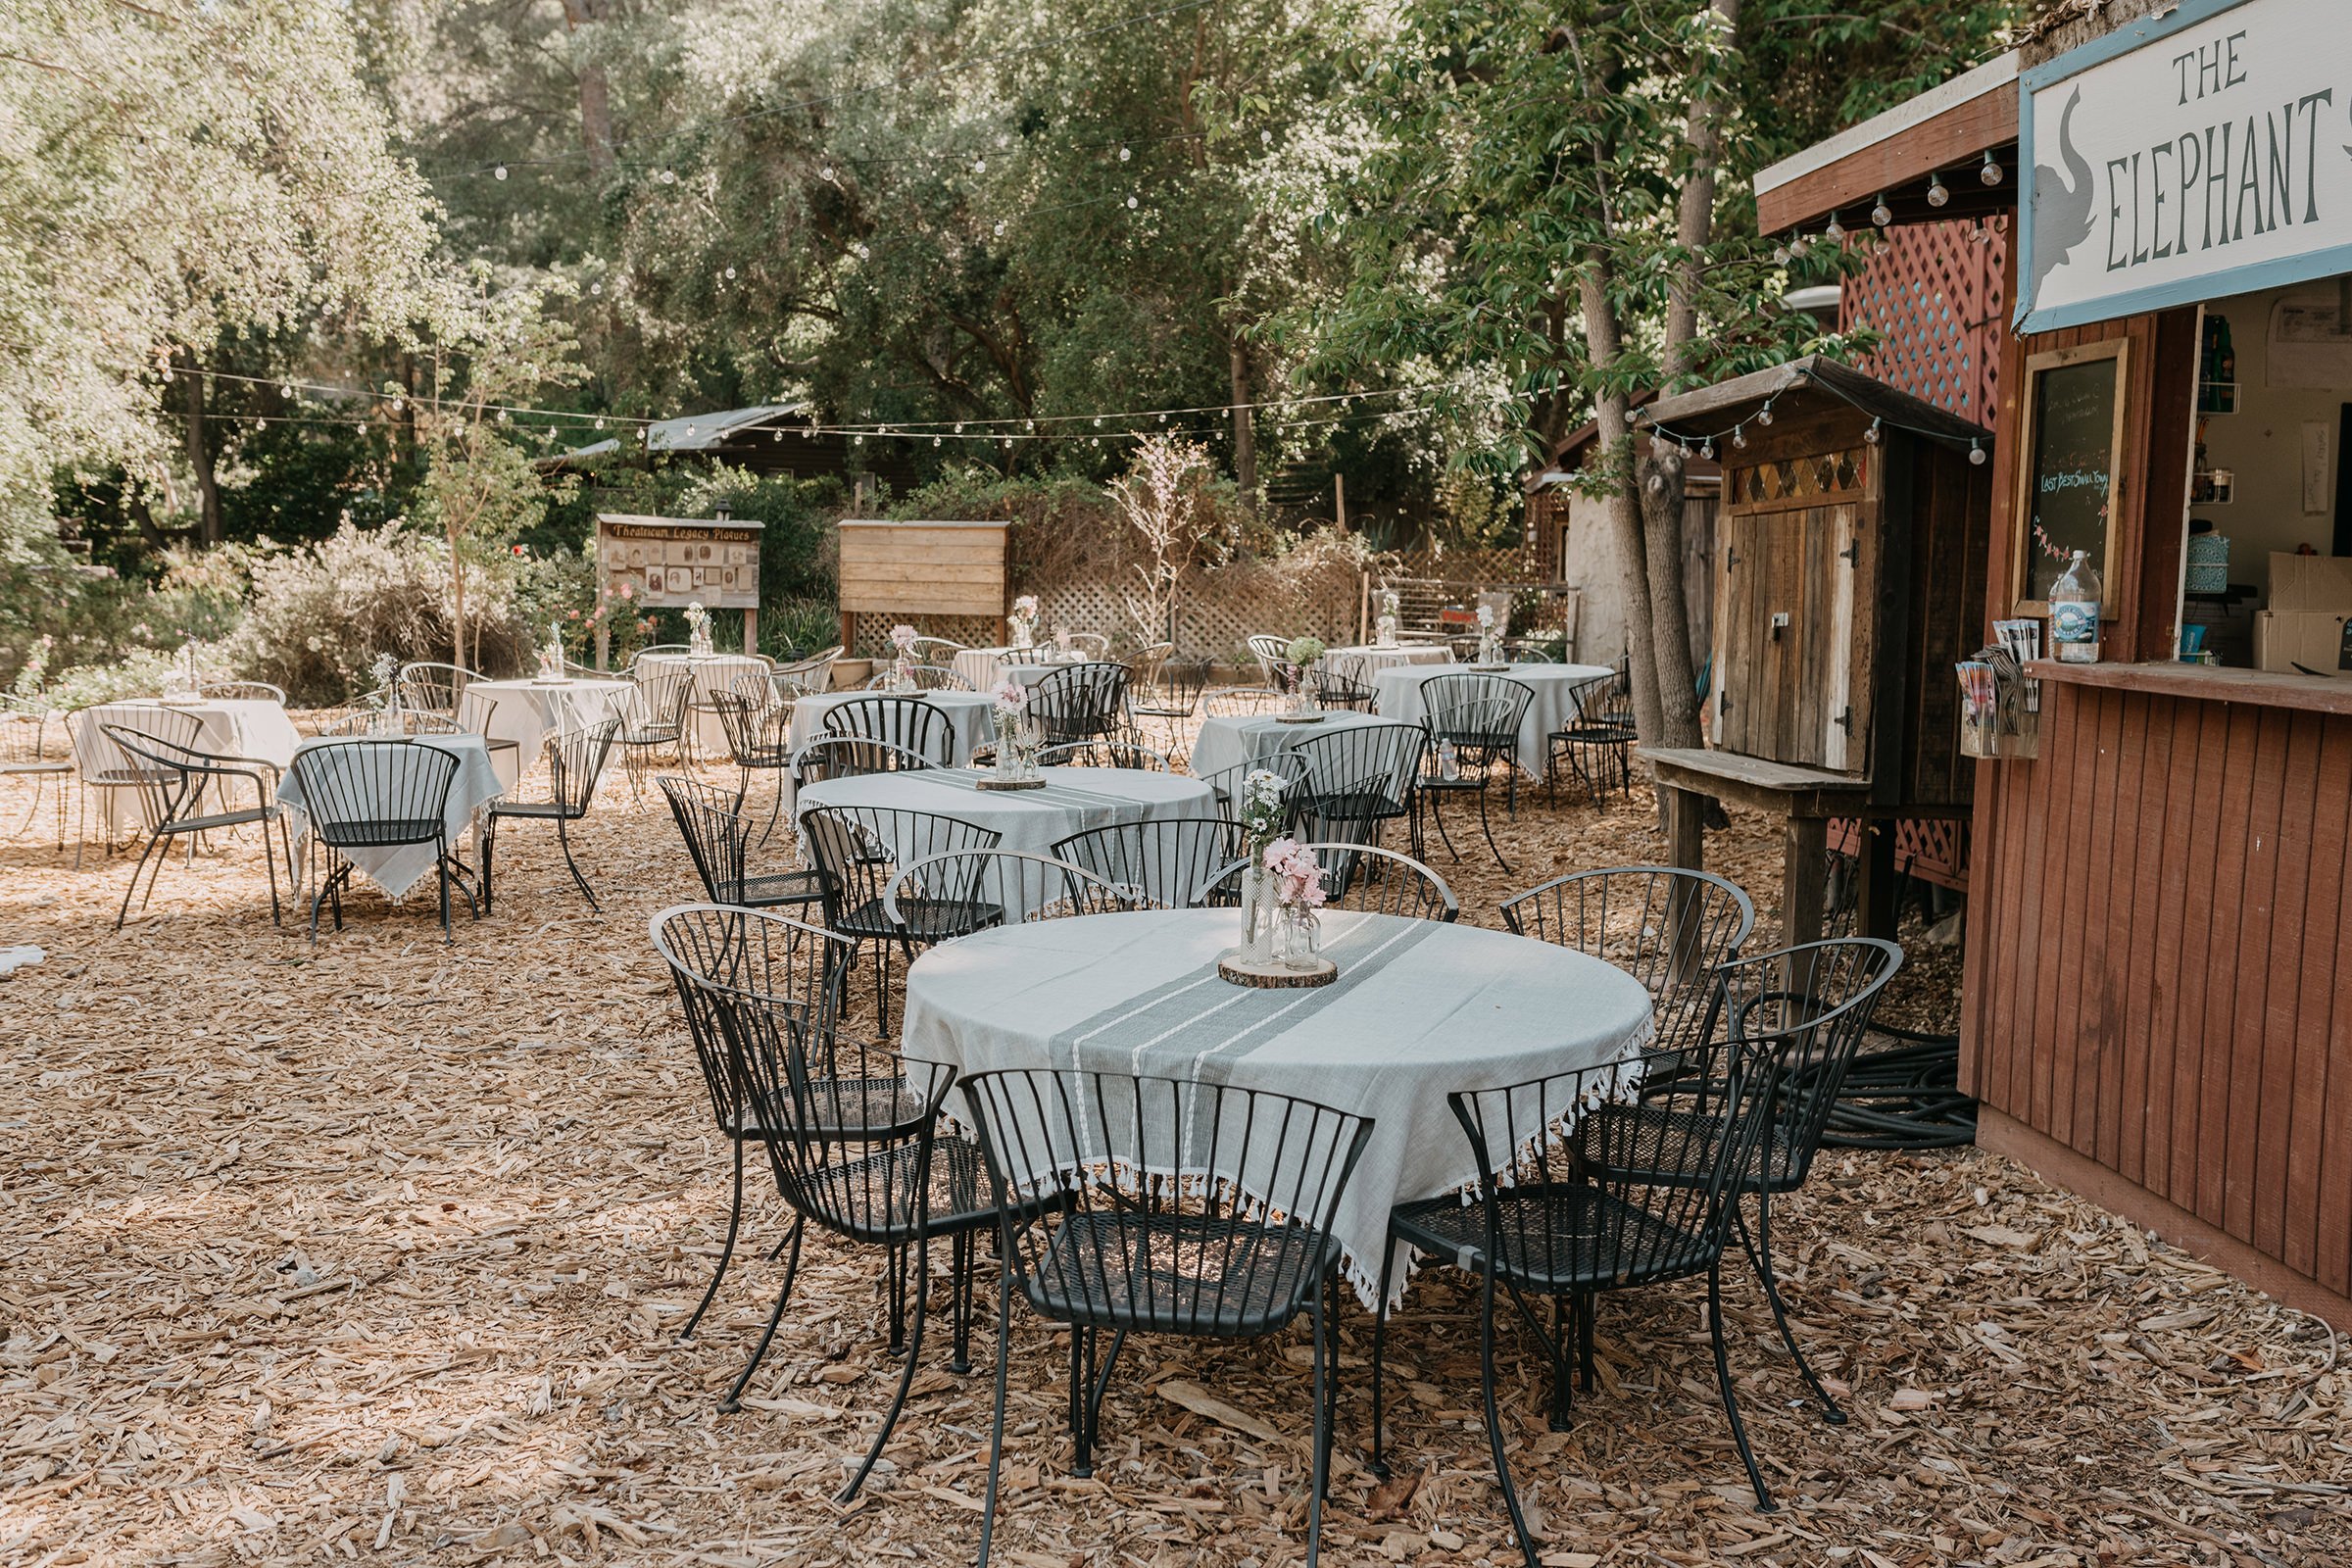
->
[458,677,632,791]
[1186,709,1395,791]
[633,653,771,760]
[70,697,304,836]
[1371,662,1612,777]
[902,907,1655,1307]
[787,690,999,765]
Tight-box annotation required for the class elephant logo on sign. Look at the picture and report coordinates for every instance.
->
[2032,87,2096,293]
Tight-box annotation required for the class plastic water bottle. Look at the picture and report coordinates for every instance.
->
[2050,550,2101,664]
[1438,738,1459,781]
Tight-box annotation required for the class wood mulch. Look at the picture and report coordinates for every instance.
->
[0,731,2344,1568]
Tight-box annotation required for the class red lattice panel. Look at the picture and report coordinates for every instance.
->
[1839,219,2009,426]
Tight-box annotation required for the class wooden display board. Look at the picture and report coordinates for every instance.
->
[835,518,1012,649]
[593,513,762,667]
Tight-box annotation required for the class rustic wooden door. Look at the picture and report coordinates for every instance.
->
[1715,469,1873,773]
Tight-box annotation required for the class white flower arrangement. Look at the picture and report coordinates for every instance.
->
[1238,767,1288,850]
[1379,588,1400,617]
[1475,603,1496,631]
[1285,635,1326,667]
[891,622,918,651]
[683,601,710,635]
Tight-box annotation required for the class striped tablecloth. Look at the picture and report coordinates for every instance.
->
[951,647,1093,694]
[903,908,1656,1306]
[1187,709,1393,788]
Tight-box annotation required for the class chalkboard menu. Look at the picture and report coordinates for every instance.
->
[2015,342,2127,607]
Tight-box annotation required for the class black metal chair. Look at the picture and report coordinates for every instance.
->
[1053,816,1244,909]
[1204,841,1459,921]
[1308,665,1377,712]
[1198,752,1311,825]
[658,775,824,913]
[483,718,619,912]
[100,724,291,929]
[821,695,958,766]
[649,904,850,1346]
[800,805,1002,1032]
[1409,689,1524,872]
[1575,938,1903,1443]
[710,690,795,844]
[883,849,1137,933]
[394,661,480,720]
[1500,866,1757,1054]
[1547,667,1636,808]
[687,656,773,767]
[618,663,695,800]
[1287,719,1428,851]
[1200,684,1286,719]
[958,1068,1374,1568]
[1129,657,1211,765]
[1,696,71,848]
[1375,1030,1789,1561]
[1026,662,1129,748]
[199,681,287,704]
[789,735,935,789]
[285,739,470,942]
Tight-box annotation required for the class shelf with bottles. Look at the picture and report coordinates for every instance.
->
[2196,313,2237,414]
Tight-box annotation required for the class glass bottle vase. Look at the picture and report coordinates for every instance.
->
[1239,864,1275,963]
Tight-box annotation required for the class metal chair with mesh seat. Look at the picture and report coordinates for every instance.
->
[285,739,470,942]
[1200,684,1286,720]
[790,735,935,789]
[649,905,850,1348]
[958,1068,1373,1568]
[69,703,206,864]
[710,690,796,844]
[1204,841,1458,921]
[768,645,842,701]
[821,695,958,767]
[884,849,1137,932]
[617,663,695,800]
[1409,690,1523,872]
[394,662,480,720]
[1026,662,1129,749]
[483,718,619,912]
[686,655,772,767]
[1245,633,1295,688]
[1308,665,1377,712]
[1373,1031,1788,1558]
[1573,937,1902,1441]
[801,805,1002,1033]
[1287,718,1428,851]
[100,723,291,929]
[1053,816,1243,910]
[199,680,287,704]
[658,775,824,914]
[1,696,71,848]
[1547,666,1636,808]
[1500,866,1757,1054]
[1129,657,1210,764]
[655,904,1002,1482]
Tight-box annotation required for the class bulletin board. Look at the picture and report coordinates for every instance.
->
[2011,340,2128,611]
[593,513,762,665]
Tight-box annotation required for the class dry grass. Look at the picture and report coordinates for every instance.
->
[0,734,2344,1568]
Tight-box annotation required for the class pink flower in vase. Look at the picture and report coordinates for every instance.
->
[890,623,918,652]
[992,677,1028,710]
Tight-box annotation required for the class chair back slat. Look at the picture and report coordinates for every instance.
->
[1053,817,1243,909]
[821,696,957,765]
[1026,662,1129,746]
[1500,866,1757,1052]
[287,740,461,849]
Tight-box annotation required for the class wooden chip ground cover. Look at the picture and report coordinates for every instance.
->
[1,729,2344,1566]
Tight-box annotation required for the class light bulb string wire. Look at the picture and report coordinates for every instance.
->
[1635,386,1987,459]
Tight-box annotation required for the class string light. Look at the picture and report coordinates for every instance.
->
[1824,212,1844,242]
[1980,152,2002,186]
[1863,416,1884,445]
[1969,438,1987,466]
[1871,192,1892,226]
[1927,172,1949,208]
[494,166,508,180]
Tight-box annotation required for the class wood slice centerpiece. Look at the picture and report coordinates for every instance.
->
[974,774,1048,791]
[1274,711,1328,725]
[1217,951,1338,988]
[1467,662,1511,673]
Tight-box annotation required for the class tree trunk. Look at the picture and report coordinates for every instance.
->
[1577,273,1665,748]
[1228,337,1258,499]
[180,361,221,546]
[450,531,468,673]
[557,0,615,179]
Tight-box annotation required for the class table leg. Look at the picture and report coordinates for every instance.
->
[1856,818,1899,940]
[1782,814,1828,949]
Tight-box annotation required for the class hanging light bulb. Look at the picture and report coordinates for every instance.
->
[1126,194,1139,209]
[954,422,965,434]
[933,436,942,447]
[993,221,1006,237]
[772,428,782,442]
[590,280,604,296]
[660,168,677,184]
[1824,212,1845,242]
[1772,241,1790,265]
[1733,426,1747,450]
[498,409,512,425]
[1871,193,1892,226]
[1700,438,1715,460]
[1025,419,1036,432]
[818,166,834,181]
[1969,438,1987,466]
[494,165,509,181]
[255,416,268,430]
[1757,404,1774,426]
[594,416,605,429]
[1980,152,2002,186]
[1093,416,1103,427]
[1789,231,1810,259]
[1648,432,1665,457]
[1118,145,1132,162]
[1863,416,1884,446]
[1927,172,1950,209]
[279,383,294,398]
[724,266,737,279]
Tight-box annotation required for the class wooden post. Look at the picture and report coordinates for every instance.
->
[1358,570,1370,647]
[840,610,856,659]
[1664,785,1709,983]
[741,608,759,658]
[1856,817,1899,940]
[1334,472,1348,535]
[1782,814,1830,949]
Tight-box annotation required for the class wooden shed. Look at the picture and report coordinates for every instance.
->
[1637,357,1991,943]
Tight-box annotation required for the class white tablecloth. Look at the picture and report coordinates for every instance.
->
[70,698,303,834]
[903,908,1655,1307]
[636,653,769,756]
[952,647,1093,693]
[797,766,1216,917]
[1371,662,1612,776]
[459,677,632,791]
[1187,709,1393,787]
[789,690,999,763]
[1319,644,1454,683]
[276,736,502,899]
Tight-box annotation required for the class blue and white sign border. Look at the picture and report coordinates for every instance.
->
[2018,0,2352,333]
